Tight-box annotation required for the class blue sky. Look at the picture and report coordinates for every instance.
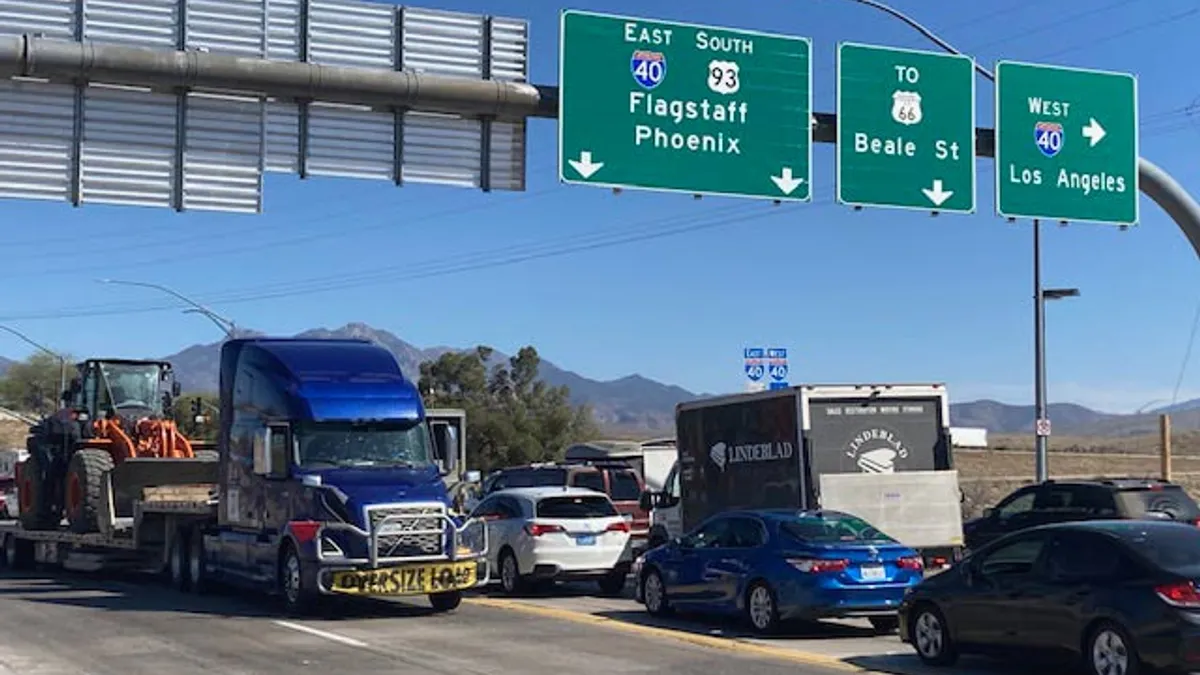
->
[0,0,1197,413]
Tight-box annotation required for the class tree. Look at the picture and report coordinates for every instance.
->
[0,352,71,415]
[170,391,221,442]
[419,345,598,472]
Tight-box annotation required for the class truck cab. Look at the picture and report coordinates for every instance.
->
[197,337,487,613]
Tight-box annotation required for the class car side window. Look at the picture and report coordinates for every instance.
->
[978,534,1046,578]
[1071,487,1119,517]
[996,489,1037,518]
[1034,486,1084,513]
[1041,532,1129,583]
[722,517,766,548]
[571,471,606,493]
[495,496,523,519]
[686,517,731,549]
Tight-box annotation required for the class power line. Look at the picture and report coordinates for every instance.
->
[0,200,802,321]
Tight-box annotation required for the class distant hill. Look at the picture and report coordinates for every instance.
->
[0,357,11,376]
[163,323,695,433]
[132,325,1200,437]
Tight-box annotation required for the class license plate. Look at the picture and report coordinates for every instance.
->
[576,534,596,546]
[860,564,886,581]
[330,561,477,596]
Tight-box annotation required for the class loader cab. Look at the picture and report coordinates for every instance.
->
[68,359,181,422]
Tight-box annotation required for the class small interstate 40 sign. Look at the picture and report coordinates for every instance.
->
[558,10,812,202]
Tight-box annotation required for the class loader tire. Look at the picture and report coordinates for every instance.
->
[18,450,59,531]
[65,450,114,534]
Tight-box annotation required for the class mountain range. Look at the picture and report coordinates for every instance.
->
[1,324,1196,436]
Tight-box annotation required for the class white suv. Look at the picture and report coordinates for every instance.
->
[470,486,633,596]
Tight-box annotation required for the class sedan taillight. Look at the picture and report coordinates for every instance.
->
[1156,581,1200,608]
[605,520,630,533]
[897,556,924,571]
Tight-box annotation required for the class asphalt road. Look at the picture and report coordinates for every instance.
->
[0,570,856,675]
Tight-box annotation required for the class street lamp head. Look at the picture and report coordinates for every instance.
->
[1044,288,1080,300]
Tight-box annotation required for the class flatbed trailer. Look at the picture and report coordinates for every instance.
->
[0,483,215,573]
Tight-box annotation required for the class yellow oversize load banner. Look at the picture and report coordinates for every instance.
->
[331,561,477,596]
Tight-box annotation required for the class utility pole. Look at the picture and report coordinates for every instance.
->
[0,324,67,406]
[96,279,237,338]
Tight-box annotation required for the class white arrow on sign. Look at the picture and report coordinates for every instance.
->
[568,151,604,179]
[921,179,954,207]
[1082,118,1106,147]
[770,167,805,195]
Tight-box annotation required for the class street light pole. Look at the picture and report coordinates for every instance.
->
[1033,220,1048,481]
[0,324,67,404]
[96,279,237,338]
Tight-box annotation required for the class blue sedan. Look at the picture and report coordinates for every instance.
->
[632,509,925,634]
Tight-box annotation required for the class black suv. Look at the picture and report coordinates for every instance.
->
[963,477,1200,552]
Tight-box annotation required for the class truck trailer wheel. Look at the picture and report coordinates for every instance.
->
[428,591,462,612]
[65,449,114,534]
[2,534,33,570]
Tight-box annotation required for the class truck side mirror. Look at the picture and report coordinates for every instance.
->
[464,470,481,483]
[638,490,654,511]
[434,424,458,475]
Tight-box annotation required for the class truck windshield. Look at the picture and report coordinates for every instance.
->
[295,421,433,469]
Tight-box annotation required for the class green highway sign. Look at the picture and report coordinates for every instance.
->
[995,60,1139,226]
[558,10,812,201]
[836,42,975,213]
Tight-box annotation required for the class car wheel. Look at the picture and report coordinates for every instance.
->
[429,591,462,613]
[1085,621,1139,675]
[640,568,670,616]
[498,549,524,596]
[745,581,779,635]
[910,604,958,666]
[870,615,899,634]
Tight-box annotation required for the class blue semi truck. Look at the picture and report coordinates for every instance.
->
[0,337,487,614]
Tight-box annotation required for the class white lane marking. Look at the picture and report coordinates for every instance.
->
[273,620,369,648]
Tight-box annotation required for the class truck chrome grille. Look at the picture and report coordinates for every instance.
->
[366,504,445,558]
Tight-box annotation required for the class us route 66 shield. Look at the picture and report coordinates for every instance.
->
[891,90,922,126]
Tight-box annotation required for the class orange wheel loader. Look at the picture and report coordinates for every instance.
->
[17,359,217,533]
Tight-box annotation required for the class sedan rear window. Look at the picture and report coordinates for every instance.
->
[1115,525,1200,574]
[608,470,642,502]
[536,495,618,519]
[779,513,897,545]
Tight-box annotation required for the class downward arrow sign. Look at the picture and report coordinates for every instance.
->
[922,179,953,207]
[568,151,603,179]
[770,167,805,195]
[1082,118,1107,147]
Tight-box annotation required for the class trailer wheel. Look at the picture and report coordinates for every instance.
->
[65,449,114,534]
[3,534,33,570]
[188,530,207,594]
[168,528,191,592]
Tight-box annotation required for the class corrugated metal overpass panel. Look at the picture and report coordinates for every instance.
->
[0,0,530,213]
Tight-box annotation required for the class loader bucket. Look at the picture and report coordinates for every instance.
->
[110,457,219,517]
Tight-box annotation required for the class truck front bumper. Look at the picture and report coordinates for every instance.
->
[314,555,489,597]
[302,506,490,598]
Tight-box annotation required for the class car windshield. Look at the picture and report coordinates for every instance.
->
[295,420,433,469]
[537,495,618,519]
[609,470,642,501]
[98,362,162,414]
[1119,525,1200,574]
[778,513,896,545]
